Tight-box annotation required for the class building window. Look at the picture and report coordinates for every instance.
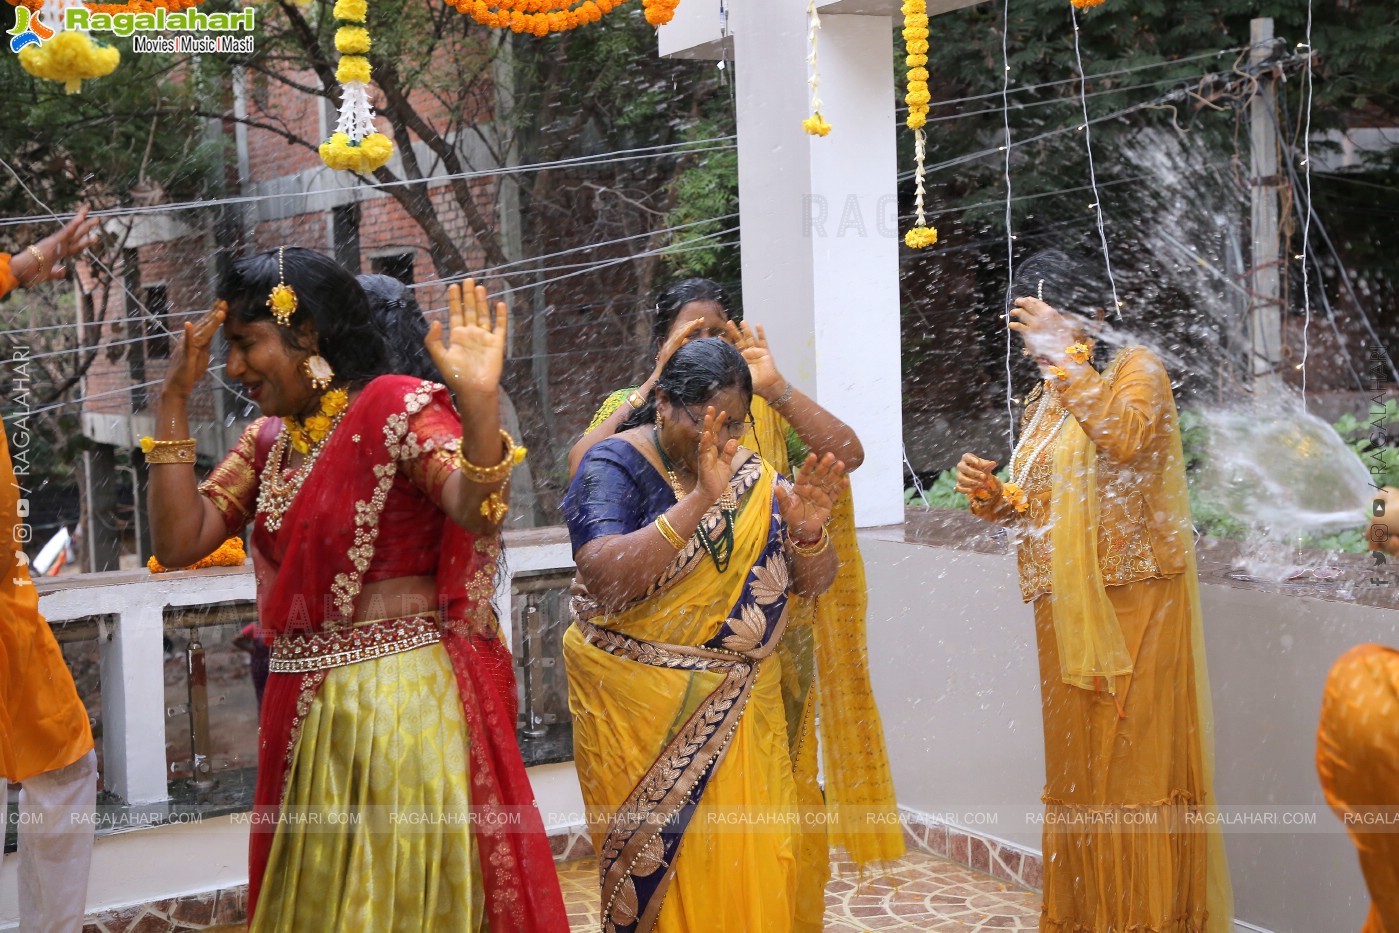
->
[371,253,415,285]
[145,285,171,359]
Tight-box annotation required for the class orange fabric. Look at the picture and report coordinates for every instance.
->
[1317,644,1399,933]
[1035,575,1215,932]
[0,254,18,299]
[0,428,93,782]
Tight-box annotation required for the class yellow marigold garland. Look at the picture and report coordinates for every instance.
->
[148,537,247,574]
[320,0,394,173]
[18,0,118,95]
[901,0,937,249]
[1070,0,1105,8]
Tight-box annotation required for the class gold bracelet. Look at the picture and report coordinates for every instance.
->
[654,514,687,551]
[457,428,526,485]
[24,245,49,286]
[788,527,831,558]
[626,390,646,410]
[140,436,196,464]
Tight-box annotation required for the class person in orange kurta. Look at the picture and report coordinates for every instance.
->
[1314,486,1399,933]
[956,260,1232,932]
[1,206,101,933]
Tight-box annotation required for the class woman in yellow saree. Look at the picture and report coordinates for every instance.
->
[563,338,848,933]
[566,281,903,930]
[957,256,1232,932]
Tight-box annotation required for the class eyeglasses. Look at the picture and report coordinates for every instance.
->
[678,402,756,440]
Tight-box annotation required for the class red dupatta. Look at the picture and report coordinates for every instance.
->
[246,375,567,931]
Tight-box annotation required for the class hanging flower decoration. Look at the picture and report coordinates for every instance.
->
[318,0,395,174]
[442,0,677,37]
[18,0,118,95]
[901,0,937,249]
[802,0,830,136]
[1069,0,1105,8]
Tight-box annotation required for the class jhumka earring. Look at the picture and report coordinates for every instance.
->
[303,355,335,390]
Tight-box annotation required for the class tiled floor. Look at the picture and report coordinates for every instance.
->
[558,850,1040,932]
[195,849,1042,932]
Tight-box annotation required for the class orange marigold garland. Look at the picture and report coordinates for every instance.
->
[901,0,937,249]
[148,537,247,573]
[319,0,394,173]
[443,0,678,37]
[1069,0,1105,8]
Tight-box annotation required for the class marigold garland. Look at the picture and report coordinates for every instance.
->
[803,0,829,136]
[285,387,348,455]
[444,0,677,37]
[148,537,247,574]
[1069,0,1105,8]
[901,0,937,249]
[18,0,118,95]
[320,0,394,173]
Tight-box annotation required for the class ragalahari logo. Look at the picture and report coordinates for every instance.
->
[8,6,55,52]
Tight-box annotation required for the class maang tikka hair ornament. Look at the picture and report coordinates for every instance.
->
[267,246,298,327]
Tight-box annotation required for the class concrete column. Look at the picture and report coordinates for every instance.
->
[99,603,170,805]
[732,1,904,526]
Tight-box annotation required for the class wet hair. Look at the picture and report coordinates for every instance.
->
[358,274,442,382]
[620,337,752,431]
[651,278,732,348]
[1012,249,1103,325]
[219,247,388,387]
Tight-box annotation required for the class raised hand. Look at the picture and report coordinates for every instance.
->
[164,301,226,398]
[953,452,999,501]
[777,452,847,540]
[696,405,741,504]
[425,278,509,401]
[1008,296,1078,362]
[652,318,704,381]
[727,320,786,401]
[12,205,101,287]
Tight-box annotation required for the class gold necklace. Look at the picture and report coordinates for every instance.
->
[257,412,345,533]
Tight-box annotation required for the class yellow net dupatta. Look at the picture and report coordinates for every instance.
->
[1048,416,1133,693]
[748,397,905,870]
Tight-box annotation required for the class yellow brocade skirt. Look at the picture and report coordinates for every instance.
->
[250,642,486,933]
[564,625,800,933]
[1035,574,1220,933]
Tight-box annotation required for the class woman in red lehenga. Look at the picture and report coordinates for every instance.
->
[147,247,568,931]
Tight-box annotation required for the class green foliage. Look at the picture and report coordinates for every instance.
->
[1335,398,1399,491]
[905,468,970,510]
[663,120,739,283]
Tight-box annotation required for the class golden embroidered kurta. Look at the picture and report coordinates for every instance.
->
[971,347,1232,933]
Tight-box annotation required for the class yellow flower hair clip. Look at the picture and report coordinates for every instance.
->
[267,246,298,327]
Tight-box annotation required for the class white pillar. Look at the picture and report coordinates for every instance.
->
[99,604,170,805]
[732,1,903,526]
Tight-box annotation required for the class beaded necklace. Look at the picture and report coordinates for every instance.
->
[1009,382,1070,492]
[257,412,346,533]
[652,428,737,573]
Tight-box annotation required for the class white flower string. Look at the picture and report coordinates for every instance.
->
[802,0,830,136]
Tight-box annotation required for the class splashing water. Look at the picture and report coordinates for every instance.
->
[1190,392,1372,580]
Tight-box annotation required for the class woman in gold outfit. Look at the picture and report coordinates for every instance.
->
[567,279,903,930]
[957,262,1232,932]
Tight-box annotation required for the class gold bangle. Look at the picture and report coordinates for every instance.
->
[788,527,830,558]
[626,390,646,410]
[654,514,687,551]
[140,436,196,464]
[24,245,49,286]
[457,428,526,485]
